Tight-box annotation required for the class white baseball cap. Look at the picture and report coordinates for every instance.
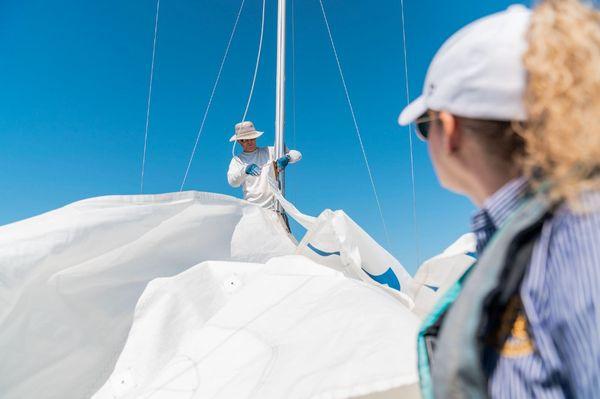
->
[398,5,531,126]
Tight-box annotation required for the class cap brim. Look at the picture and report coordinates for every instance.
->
[229,131,264,142]
[398,95,427,126]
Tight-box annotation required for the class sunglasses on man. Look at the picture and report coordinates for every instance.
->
[414,112,439,141]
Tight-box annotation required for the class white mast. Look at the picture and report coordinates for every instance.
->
[274,0,287,203]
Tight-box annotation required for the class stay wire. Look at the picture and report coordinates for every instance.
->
[140,0,160,194]
[180,0,247,191]
[400,0,421,265]
[241,0,266,122]
[233,0,267,158]
[317,0,391,248]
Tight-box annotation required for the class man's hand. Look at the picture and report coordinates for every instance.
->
[245,164,261,176]
[275,155,290,172]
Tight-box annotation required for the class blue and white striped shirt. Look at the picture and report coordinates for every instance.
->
[471,177,600,398]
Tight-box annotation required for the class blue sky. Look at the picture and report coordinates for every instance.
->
[0,0,531,273]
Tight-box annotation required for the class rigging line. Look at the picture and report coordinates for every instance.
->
[241,0,266,122]
[400,0,421,265]
[291,0,297,149]
[140,0,160,194]
[317,0,391,248]
[233,0,266,161]
[180,0,247,191]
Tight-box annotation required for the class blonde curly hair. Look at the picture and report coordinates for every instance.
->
[521,0,600,206]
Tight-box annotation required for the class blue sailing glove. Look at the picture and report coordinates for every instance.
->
[245,163,261,176]
[276,155,290,171]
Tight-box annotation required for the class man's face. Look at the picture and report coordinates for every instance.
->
[239,138,257,152]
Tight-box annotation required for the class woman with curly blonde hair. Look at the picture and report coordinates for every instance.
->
[398,1,600,398]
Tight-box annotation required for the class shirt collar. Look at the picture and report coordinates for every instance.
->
[471,176,529,253]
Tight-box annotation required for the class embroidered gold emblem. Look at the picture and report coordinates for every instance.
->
[500,313,534,357]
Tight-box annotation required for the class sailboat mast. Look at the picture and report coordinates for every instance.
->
[274,0,286,200]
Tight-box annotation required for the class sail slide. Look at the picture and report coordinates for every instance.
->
[0,191,423,399]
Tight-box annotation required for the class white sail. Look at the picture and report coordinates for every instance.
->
[410,234,476,317]
[0,188,424,399]
[0,192,289,398]
[92,255,420,399]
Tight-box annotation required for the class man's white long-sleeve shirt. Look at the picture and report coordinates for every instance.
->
[227,146,300,209]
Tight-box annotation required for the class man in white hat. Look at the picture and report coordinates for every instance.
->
[227,121,302,210]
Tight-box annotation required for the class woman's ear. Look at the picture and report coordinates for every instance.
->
[439,111,460,153]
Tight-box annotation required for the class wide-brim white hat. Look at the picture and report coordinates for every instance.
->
[229,121,264,142]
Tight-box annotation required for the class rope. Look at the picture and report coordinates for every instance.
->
[232,0,267,163]
[140,0,160,194]
[317,0,391,248]
[400,0,421,265]
[180,0,247,191]
[241,0,266,122]
[232,0,267,161]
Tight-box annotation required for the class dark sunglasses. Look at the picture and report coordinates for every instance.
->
[414,113,439,141]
